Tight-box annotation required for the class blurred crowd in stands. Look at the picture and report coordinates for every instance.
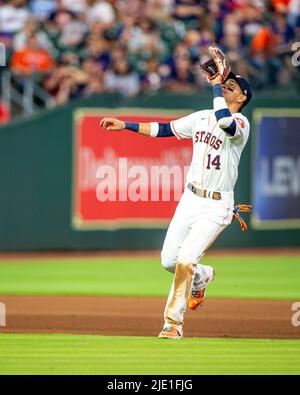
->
[0,0,300,107]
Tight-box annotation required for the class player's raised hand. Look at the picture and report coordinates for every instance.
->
[209,74,223,86]
[100,118,125,131]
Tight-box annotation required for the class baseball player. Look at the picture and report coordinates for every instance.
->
[100,47,252,339]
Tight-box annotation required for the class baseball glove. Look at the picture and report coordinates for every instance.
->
[200,47,231,82]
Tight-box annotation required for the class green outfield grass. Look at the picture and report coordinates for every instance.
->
[0,255,299,299]
[0,334,299,375]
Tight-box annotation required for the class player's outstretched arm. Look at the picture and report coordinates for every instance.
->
[100,117,175,138]
[100,117,151,136]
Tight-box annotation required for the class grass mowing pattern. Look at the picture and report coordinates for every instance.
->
[0,334,299,375]
[0,256,299,299]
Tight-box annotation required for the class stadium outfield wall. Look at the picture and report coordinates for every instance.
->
[0,90,299,251]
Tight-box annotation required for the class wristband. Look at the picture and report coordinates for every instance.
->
[213,84,223,98]
[124,122,139,133]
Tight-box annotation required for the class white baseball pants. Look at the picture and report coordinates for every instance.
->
[161,188,234,330]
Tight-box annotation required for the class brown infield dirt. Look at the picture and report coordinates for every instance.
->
[0,295,299,339]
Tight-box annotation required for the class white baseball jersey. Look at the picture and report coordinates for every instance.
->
[170,109,250,193]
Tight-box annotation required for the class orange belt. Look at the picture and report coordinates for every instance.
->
[187,183,221,201]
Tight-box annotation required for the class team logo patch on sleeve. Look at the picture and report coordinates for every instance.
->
[235,117,245,129]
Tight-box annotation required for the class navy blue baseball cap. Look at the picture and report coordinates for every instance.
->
[226,72,252,109]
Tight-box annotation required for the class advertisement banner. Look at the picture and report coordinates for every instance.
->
[72,108,192,229]
[252,109,300,229]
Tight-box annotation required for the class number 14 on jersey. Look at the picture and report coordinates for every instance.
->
[207,154,221,170]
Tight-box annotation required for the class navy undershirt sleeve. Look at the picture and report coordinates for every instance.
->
[124,122,139,132]
[157,123,174,137]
